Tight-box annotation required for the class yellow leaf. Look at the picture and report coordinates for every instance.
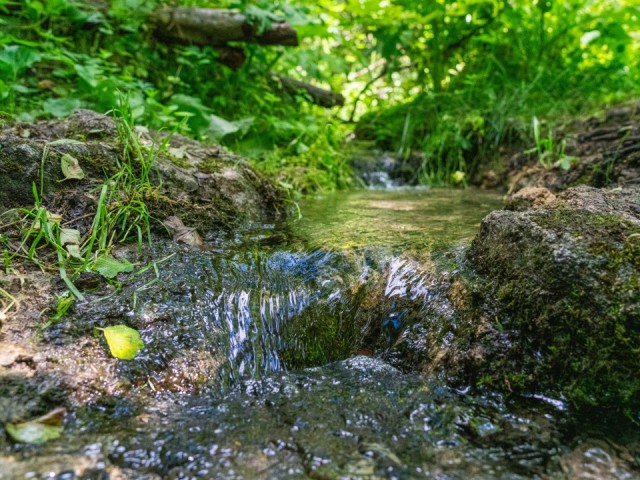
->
[101,325,144,360]
[60,153,85,180]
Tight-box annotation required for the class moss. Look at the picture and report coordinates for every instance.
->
[466,203,640,413]
[198,158,225,174]
[165,152,192,169]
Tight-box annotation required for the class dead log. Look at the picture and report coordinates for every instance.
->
[151,7,298,47]
[274,75,345,108]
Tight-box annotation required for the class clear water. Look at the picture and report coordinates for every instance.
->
[3,188,638,479]
[293,188,503,250]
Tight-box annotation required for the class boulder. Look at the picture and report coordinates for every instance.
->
[465,186,640,411]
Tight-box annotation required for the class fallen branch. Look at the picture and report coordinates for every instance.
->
[151,7,298,47]
[273,75,345,108]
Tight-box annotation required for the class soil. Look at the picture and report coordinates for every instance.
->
[500,101,640,194]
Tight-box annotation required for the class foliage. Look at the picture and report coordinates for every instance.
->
[0,0,638,188]
[4,408,65,445]
[527,116,577,170]
[2,108,167,307]
[98,324,145,360]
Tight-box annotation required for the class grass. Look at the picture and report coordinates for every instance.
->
[0,286,18,322]
[2,101,171,312]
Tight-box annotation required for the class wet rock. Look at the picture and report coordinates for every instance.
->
[505,186,556,211]
[561,440,638,480]
[463,186,640,411]
[1,356,573,479]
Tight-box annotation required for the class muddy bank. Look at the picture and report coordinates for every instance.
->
[502,102,640,193]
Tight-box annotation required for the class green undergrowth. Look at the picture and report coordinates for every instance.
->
[1,0,637,190]
[0,0,353,194]
[1,105,169,321]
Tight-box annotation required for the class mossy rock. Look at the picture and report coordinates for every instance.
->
[0,110,285,233]
[465,186,640,413]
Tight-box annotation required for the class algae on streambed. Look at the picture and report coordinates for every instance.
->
[294,188,504,250]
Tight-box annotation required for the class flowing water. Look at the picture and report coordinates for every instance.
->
[2,189,638,479]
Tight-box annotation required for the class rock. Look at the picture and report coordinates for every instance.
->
[0,109,285,230]
[0,356,572,478]
[0,343,30,367]
[505,186,556,211]
[464,186,640,411]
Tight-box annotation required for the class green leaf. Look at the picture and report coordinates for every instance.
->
[101,325,144,359]
[206,115,254,142]
[59,228,81,246]
[43,98,81,118]
[0,45,41,78]
[60,153,85,180]
[5,408,65,444]
[93,256,134,279]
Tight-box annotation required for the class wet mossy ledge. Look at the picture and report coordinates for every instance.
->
[452,186,639,414]
[0,109,286,231]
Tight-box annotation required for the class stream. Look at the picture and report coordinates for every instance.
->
[2,188,638,479]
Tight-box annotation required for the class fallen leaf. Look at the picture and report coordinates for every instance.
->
[163,216,203,247]
[59,228,81,246]
[5,408,66,444]
[100,325,144,360]
[93,256,134,279]
[60,153,85,180]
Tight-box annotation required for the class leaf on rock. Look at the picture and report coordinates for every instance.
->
[100,325,144,360]
[93,256,133,279]
[5,408,65,444]
[60,153,85,180]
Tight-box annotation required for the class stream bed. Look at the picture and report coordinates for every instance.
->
[2,189,638,479]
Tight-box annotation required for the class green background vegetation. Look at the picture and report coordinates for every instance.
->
[1,0,639,191]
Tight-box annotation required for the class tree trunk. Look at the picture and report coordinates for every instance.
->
[151,7,299,47]
[274,75,345,108]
